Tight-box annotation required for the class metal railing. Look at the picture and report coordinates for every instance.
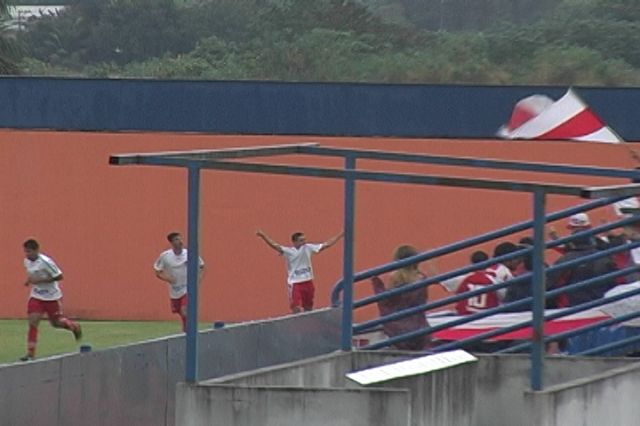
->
[333,199,640,389]
[331,195,629,307]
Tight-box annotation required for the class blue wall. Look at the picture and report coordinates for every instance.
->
[0,77,638,139]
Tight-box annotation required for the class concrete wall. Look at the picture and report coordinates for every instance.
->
[474,355,640,426]
[525,363,640,426]
[178,350,640,426]
[1,78,639,140]
[368,362,476,426]
[203,350,420,388]
[186,350,476,426]
[0,308,340,426]
[176,384,411,426]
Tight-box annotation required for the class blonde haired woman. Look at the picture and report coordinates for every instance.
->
[371,245,429,350]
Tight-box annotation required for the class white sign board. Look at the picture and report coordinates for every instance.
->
[346,350,477,386]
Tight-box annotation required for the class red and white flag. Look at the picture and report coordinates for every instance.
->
[498,88,623,143]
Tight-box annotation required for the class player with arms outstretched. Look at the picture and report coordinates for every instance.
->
[256,229,343,313]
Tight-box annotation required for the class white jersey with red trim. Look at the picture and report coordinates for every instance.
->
[281,243,323,285]
[24,254,63,301]
[484,263,513,300]
[154,249,205,299]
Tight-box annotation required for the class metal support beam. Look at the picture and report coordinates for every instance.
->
[185,165,201,383]
[582,183,640,199]
[341,154,356,351]
[531,189,546,391]
[298,145,640,180]
[109,143,318,164]
[119,157,591,196]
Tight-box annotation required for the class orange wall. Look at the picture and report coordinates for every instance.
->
[1,130,636,322]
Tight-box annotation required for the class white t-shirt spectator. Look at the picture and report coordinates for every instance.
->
[613,196,640,218]
[154,249,204,299]
[612,197,640,267]
[281,243,324,285]
[25,254,63,301]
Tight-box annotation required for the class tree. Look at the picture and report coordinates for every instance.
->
[0,0,22,74]
[22,0,195,66]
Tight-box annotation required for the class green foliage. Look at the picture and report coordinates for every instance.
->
[521,45,640,86]
[541,18,640,68]
[21,0,195,66]
[10,0,640,85]
[396,0,558,31]
[592,0,640,22]
[11,0,69,4]
[0,0,22,74]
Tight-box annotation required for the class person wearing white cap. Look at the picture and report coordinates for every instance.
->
[567,213,591,229]
[548,212,608,255]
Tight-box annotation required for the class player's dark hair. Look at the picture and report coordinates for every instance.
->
[291,232,304,242]
[167,232,181,242]
[23,239,39,250]
[470,250,489,264]
[519,236,534,246]
[493,241,519,258]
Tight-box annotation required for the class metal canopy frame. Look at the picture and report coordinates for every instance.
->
[110,142,640,387]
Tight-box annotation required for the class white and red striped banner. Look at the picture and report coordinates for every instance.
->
[429,309,610,341]
[498,89,623,144]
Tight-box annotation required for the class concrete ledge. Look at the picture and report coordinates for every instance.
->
[525,361,640,426]
[177,384,411,426]
[473,354,640,426]
[181,350,477,426]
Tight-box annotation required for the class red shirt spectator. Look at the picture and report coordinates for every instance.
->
[455,242,520,315]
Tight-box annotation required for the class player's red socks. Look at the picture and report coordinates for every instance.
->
[27,325,38,357]
[57,317,75,330]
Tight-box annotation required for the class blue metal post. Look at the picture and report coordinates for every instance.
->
[341,154,356,351]
[531,189,546,390]
[185,165,201,383]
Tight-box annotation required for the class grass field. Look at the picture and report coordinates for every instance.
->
[0,320,206,365]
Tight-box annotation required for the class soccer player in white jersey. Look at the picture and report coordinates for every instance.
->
[256,229,343,313]
[154,232,205,331]
[21,239,82,361]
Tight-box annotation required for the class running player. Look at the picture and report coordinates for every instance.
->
[154,232,205,331]
[21,239,82,361]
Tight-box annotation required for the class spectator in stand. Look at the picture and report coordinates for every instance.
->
[607,232,640,285]
[503,236,558,311]
[371,245,428,351]
[607,153,640,283]
[548,213,608,255]
[505,239,565,354]
[455,242,522,315]
[548,232,617,308]
[439,250,489,293]
[512,236,534,276]
[503,244,534,312]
